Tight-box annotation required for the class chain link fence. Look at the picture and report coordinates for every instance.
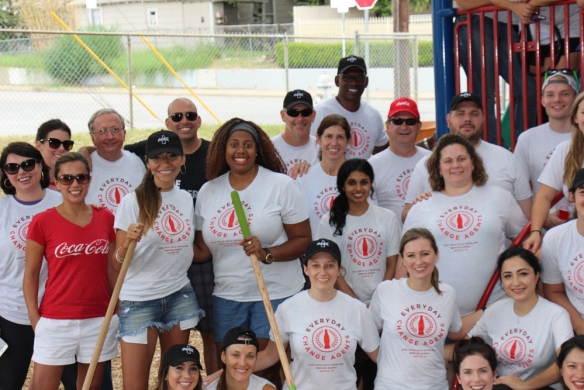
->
[0,29,434,136]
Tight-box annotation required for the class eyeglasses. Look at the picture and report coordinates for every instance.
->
[286,108,313,117]
[3,158,38,175]
[39,138,75,151]
[544,68,580,90]
[389,118,420,126]
[91,127,123,136]
[338,74,367,83]
[57,173,91,185]
[169,112,198,122]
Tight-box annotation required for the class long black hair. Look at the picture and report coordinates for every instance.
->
[329,159,374,236]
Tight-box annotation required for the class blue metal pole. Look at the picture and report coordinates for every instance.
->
[432,0,456,139]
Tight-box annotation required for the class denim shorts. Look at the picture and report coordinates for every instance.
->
[213,296,288,342]
[119,284,204,343]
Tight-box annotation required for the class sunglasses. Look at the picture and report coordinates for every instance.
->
[57,173,91,185]
[286,108,313,117]
[389,118,420,126]
[40,138,75,151]
[3,158,38,175]
[338,74,367,83]
[169,112,198,122]
[544,68,580,90]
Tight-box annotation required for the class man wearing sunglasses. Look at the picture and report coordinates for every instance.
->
[514,71,578,228]
[272,89,319,179]
[84,108,146,215]
[402,92,533,221]
[310,55,388,159]
[369,97,430,227]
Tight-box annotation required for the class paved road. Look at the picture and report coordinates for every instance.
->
[1,89,437,136]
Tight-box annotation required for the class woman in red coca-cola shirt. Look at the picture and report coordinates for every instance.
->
[23,152,118,390]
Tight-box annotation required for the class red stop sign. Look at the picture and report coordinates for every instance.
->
[355,0,377,10]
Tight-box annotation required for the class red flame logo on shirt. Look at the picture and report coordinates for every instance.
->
[353,234,378,260]
[501,337,527,362]
[445,211,475,233]
[105,184,129,207]
[161,212,185,235]
[405,312,437,339]
[312,326,342,353]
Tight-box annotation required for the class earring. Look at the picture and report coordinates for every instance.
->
[41,171,44,181]
[180,165,186,175]
[4,178,13,188]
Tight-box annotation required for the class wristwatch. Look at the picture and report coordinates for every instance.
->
[262,248,274,264]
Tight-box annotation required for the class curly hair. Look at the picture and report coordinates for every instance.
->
[329,159,375,236]
[206,118,286,180]
[565,92,584,187]
[426,134,487,191]
[1,142,51,195]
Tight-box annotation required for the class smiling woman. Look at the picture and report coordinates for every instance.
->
[35,119,73,190]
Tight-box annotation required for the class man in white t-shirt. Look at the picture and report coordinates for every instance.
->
[402,92,533,221]
[271,89,319,178]
[514,72,577,228]
[310,55,388,159]
[369,97,430,226]
[85,108,145,215]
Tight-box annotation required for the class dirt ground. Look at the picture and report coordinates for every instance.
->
[22,330,205,389]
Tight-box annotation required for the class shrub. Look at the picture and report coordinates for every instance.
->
[42,26,124,85]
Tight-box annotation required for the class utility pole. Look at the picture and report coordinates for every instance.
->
[393,0,410,98]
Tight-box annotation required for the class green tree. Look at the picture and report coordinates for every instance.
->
[372,0,431,17]
[0,0,22,39]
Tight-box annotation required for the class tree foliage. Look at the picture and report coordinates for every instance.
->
[372,0,431,18]
[0,0,22,38]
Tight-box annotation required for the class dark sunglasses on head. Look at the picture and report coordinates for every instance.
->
[389,118,420,126]
[57,173,91,185]
[40,138,75,151]
[286,108,313,118]
[544,68,580,90]
[169,112,198,122]
[3,158,38,175]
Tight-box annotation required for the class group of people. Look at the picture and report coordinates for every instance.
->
[2,52,584,390]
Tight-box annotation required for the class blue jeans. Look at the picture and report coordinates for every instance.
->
[457,14,537,144]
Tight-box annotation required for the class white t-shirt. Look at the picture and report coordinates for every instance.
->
[0,191,62,325]
[271,134,319,176]
[403,185,527,315]
[538,139,578,197]
[196,166,307,301]
[530,4,580,45]
[86,150,146,215]
[310,97,388,159]
[272,290,380,390]
[542,220,584,316]
[317,204,401,304]
[297,163,339,239]
[114,186,194,301]
[370,279,462,390]
[468,297,573,389]
[205,374,274,390]
[369,146,430,225]
[514,123,572,197]
[405,140,532,204]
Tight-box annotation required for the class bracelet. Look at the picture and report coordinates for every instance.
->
[116,247,125,264]
[530,230,542,236]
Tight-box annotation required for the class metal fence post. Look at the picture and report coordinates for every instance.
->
[414,35,419,102]
[284,34,289,92]
[354,31,360,56]
[127,35,134,129]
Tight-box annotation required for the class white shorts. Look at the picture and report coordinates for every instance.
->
[32,315,119,365]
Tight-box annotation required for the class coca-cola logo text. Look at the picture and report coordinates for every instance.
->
[55,239,109,259]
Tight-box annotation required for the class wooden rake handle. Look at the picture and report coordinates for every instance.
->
[231,191,297,390]
[82,240,137,390]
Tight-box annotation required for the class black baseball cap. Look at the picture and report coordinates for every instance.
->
[222,327,260,352]
[283,90,313,110]
[570,168,584,192]
[146,130,183,159]
[449,92,482,112]
[162,344,202,369]
[304,238,342,264]
[338,55,367,75]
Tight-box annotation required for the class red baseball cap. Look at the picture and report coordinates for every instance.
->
[387,97,420,118]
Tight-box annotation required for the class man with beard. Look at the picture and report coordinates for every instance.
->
[401,92,532,221]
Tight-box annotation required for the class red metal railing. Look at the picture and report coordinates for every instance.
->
[450,191,565,390]
[453,1,584,150]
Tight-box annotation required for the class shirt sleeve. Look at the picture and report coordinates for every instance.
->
[317,214,334,240]
[27,212,48,247]
[194,183,207,230]
[511,154,533,201]
[467,313,489,342]
[513,134,530,185]
[541,228,564,284]
[368,283,384,330]
[404,158,430,204]
[272,301,290,345]
[502,189,529,239]
[124,140,147,159]
[279,177,310,224]
[374,115,389,147]
[114,193,139,232]
[551,306,575,350]
[385,210,401,257]
[448,290,463,334]
[359,302,381,353]
[538,141,569,191]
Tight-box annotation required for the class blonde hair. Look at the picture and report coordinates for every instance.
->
[565,92,584,186]
[399,228,442,294]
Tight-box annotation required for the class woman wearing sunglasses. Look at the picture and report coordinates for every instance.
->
[35,119,74,191]
[23,152,118,389]
[525,92,584,254]
[0,142,61,390]
[297,114,351,237]
[114,130,203,389]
